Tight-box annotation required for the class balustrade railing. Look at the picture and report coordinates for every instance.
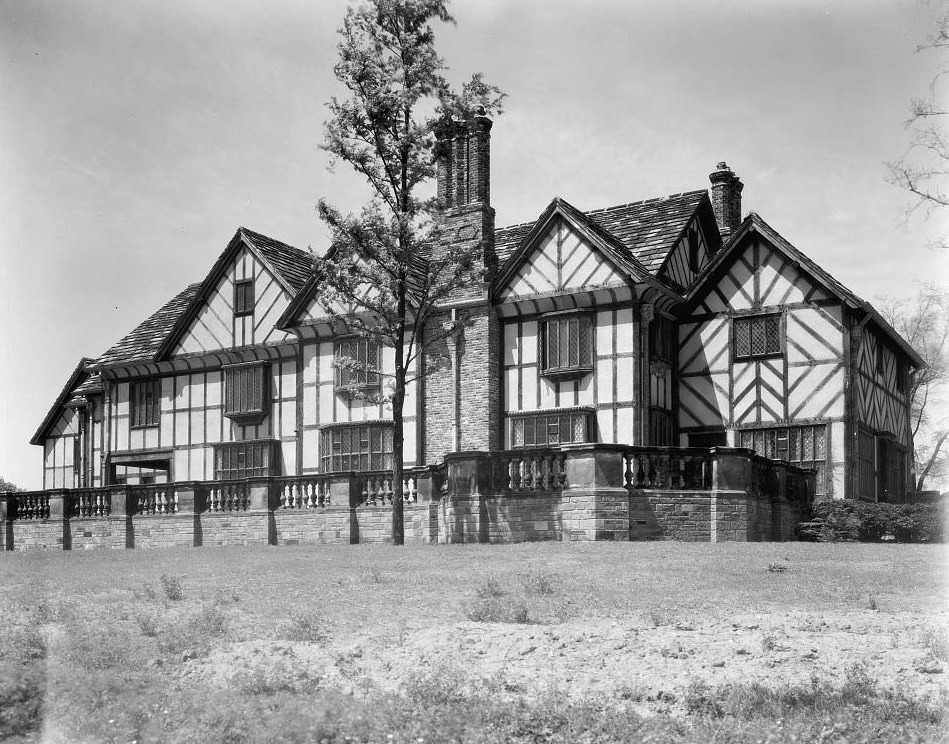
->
[276,476,332,509]
[70,488,111,518]
[622,447,713,491]
[357,469,427,506]
[131,484,178,515]
[13,492,50,520]
[206,482,249,512]
[493,450,567,493]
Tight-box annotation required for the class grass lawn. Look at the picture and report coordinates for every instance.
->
[1,541,947,743]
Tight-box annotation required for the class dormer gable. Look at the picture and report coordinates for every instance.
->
[494,197,665,305]
[656,195,722,291]
[158,228,311,359]
[685,213,923,368]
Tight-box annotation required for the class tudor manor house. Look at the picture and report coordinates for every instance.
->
[9,115,922,550]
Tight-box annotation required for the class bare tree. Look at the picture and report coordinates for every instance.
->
[880,283,949,491]
[887,10,949,221]
[314,0,503,544]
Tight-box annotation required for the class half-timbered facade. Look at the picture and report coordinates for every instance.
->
[31,120,921,506]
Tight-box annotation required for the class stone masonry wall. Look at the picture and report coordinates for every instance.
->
[69,518,127,550]
[629,491,712,541]
[200,512,271,547]
[10,520,65,551]
[130,515,196,549]
[272,508,352,546]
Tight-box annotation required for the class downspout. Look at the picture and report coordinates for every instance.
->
[452,307,460,453]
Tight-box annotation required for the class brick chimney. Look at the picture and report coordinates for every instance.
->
[709,162,743,238]
[424,110,500,461]
[435,109,492,211]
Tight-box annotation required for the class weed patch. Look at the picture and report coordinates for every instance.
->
[160,574,185,602]
[276,609,327,643]
[465,596,532,623]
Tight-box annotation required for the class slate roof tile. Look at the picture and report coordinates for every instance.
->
[495,189,707,275]
[239,227,312,293]
[96,283,201,368]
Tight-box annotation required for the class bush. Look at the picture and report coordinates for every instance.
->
[276,609,327,643]
[160,574,185,602]
[809,499,947,543]
[465,596,531,624]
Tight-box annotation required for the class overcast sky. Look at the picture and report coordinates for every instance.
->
[1,0,946,489]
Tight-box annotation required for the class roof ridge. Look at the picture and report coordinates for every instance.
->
[586,189,707,216]
[239,226,311,257]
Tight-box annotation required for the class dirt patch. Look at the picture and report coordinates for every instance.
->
[187,609,948,716]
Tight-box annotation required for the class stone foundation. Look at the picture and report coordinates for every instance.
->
[0,447,812,551]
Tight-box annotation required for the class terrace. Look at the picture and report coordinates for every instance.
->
[0,445,815,550]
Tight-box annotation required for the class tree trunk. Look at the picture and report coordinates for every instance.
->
[916,430,948,492]
[391,290,407,546]
[392,380,405,545]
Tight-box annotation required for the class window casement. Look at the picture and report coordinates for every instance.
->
[733,314,782,361]
[739,424,828,496]
[320,422,393,473]
[334,337,382,395]
[650,316,676,363]
[686,226,701,273]
[895,360,906,394]
[540,313,593,379]
[649,408,674,446]
[876,341,886,377]
[223,362,269,424]
[234,279,254,317]
[511,407,592,448]
[130,379,160,428]
[213,439,280,480]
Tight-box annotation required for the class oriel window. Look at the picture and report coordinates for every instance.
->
[540,314,593,379]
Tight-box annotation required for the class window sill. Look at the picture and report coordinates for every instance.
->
[539,366,593,381]
[224,410,267,425]
[130,423,159,430]
[734,353,783,363]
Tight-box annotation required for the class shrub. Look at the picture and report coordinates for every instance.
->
[810,499,947,543]
[276,609,327,643]
[160,574,184,602]
[465,596,531,624]
[518,569,555,596]
[474,576,505,599]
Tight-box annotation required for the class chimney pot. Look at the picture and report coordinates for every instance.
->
[709,162,743,238]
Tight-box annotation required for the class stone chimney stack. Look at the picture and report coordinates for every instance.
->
[425,109,500,461]
[709,162,744,238]
[435,108,492,211]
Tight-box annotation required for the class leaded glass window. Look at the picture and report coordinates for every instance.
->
[335,337,382,394]
[320,423,393,472]
[511,409,591,448]
[541,314,593,378]
[739,424,827,495]
[734,314,781,360]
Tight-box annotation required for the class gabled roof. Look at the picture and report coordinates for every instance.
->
[493,196,680,301]
[687,213,925,367]
[154,227,311,360]
[239,227,312,293]
[31,358,95,445]
[96,284,201,369]
[495,189,710,275]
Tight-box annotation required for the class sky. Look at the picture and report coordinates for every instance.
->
[1,0,946,490]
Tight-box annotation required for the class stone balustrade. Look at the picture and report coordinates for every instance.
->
[131,484,178,515]
[69,488,112,518]
[276,477,331,509]
[206,482,250,512]
[0,445,816,551]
